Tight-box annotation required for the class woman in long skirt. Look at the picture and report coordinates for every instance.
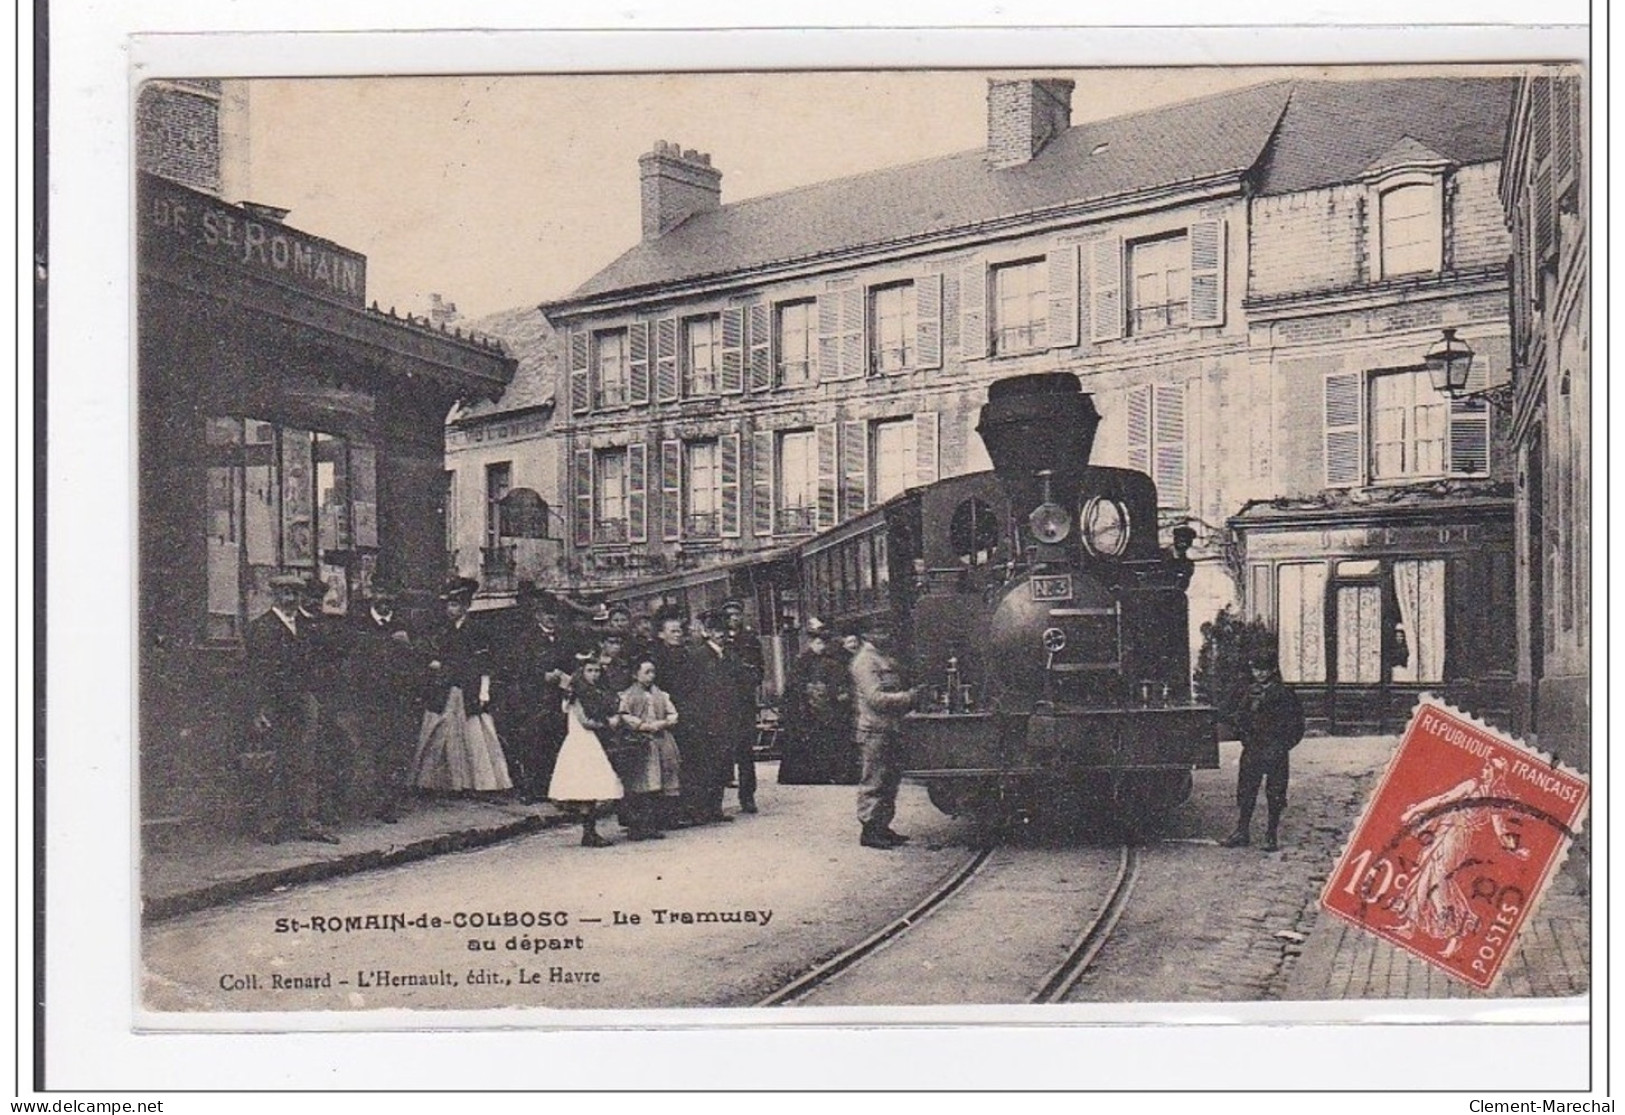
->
[412,576,513,793]
[616,659,682,840]
[549,656,624,847]
[411,577,512,793]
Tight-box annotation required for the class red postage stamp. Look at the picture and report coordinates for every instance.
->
[1320,698,1589,991]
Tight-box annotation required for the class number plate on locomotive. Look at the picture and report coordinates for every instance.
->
[1029,574,1074,602]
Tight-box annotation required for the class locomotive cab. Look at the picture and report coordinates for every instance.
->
[901,372,1219,824]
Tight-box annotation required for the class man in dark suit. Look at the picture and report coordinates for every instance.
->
[648,609,694,829]
[679,611,755,824]
[717,599,762,814]
[1221,650,1306,852]
[341,580,420,822]
[498,583,575,804]
[244,573,338,844]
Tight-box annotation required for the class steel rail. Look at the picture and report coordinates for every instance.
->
[756,845,994,1007]
[1028,843,1140,1003]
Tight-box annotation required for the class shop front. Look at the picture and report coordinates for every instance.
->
[1231,487,1516,735]
[137,172,514,840]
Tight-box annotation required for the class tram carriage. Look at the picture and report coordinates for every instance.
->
[799,371,1219,821]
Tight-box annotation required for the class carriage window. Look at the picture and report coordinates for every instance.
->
[874,533,890,588]
[950,498,1002,566]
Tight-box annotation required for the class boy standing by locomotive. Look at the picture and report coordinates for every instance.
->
[1221,650,1305,852]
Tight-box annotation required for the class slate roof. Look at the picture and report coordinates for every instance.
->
[1253,77,1514,195]
[450,303,557,421]
[559,77,1516,307]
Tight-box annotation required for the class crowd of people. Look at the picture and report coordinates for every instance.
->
[243,573,919,850]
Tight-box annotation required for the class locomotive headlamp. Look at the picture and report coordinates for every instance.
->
[1080,496,1131,558]
[1027,470,1072,544]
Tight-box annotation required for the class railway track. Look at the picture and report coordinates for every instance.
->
[757,842,1140,1008]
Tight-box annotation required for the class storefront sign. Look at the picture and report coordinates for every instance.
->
[140,173,366,306]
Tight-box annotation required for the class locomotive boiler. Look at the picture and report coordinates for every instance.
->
[899,371,1219,822]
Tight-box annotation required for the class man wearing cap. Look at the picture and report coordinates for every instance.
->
[244,573,337,843]
[850,618,921,848]
[341,580,419,822]
[1220,649,1305,852]
[497,583,575,804]
[779,617,855,785]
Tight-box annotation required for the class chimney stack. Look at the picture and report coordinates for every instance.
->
[986,78,1075,168]
[428,293,460,329]
[639,141,722,241]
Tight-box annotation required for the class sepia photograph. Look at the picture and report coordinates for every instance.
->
[123,52,1593,1037]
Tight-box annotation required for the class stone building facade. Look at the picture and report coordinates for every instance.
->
[1500,66,1589,767]
[526,75,1516,727]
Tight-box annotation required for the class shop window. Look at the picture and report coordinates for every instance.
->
[1334,582,1384,684]
[1391,558,1446,683]
[203,416,371,638]
[1276,562,1328,684]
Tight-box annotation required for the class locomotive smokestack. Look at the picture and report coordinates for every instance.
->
[976,372,1101,514]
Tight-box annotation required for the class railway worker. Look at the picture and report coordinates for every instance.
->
[597,629,636,696]
[850,617,922,849]
[244,573,338,844]
[340,580,419,823]
[778,617,856,785]
[717,599,763,813]
[497,583,575,805]
[1220,649,1305,853]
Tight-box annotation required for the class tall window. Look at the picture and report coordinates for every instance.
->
[484,462,512,553]
[1379,183,1441,277]
[776,299,815,387]
[595,329,629,408]
[203,417,374,639]
[869,282,915,374]
[595,449,628,543]
[778,430,818,533]
[871,418,917,504]
[684,314,720,396]
[1128,232,1189,334]
[443,469,457,566]
[1370,369,1447,481]
[685,439,721,538]
[992,259,1048,354]
[1276,562,1328,684]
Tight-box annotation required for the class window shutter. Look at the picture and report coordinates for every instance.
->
[959,261,988,360]
[1552,76,1576,201]
[572,448,594,547]
[654,317,679,403]
[628,321,651,405]
[720,306,746,394]
[816,423,839,529]
[1126,385,1151,475]
[1450,354,1490,476]
[1090,237,1123,342]
[1152,383,1187,507]
[747,302,773,392]
[915,273,943,370]
[568,329,591,415]
[839,287,864,379]
[660,439,682,541]
[817,295,840,381]
[752,429,775,537]
[840,419,868,521]
[1047,245,1079,349]
[626,442,649,543]
[914,411,939,487]
[1188,220,1225,327]
[1324,371,1363,488]
[719,431,742,538]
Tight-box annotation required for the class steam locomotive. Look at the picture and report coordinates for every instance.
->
[818,371,1220,821]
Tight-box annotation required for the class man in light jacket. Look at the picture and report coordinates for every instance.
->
[849,617,920,849]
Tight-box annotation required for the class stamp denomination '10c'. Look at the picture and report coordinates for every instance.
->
[1320,698,1589,991]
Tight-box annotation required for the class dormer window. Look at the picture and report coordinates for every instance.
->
[1378,182,1442,278]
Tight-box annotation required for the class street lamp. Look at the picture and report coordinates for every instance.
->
[1424,327,1514,413]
